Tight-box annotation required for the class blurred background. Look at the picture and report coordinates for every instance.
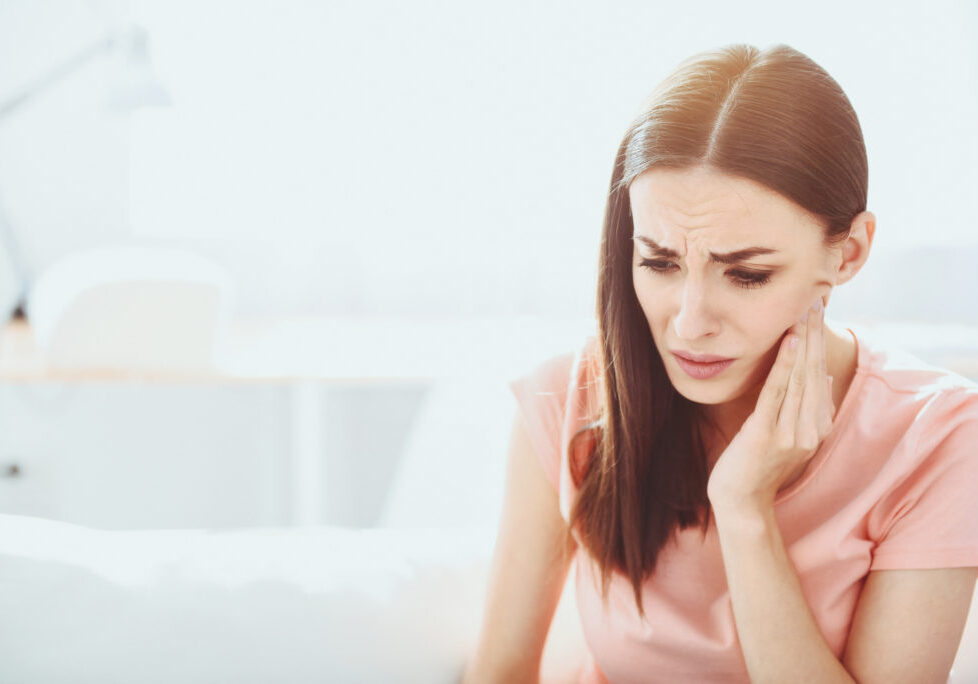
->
[0,0,976,533]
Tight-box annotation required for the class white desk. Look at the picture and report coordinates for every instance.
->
[0,318,436,527]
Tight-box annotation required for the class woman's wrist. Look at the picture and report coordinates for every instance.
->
[709,491,775,530]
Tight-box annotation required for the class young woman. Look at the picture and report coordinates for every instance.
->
[463,43,978,683]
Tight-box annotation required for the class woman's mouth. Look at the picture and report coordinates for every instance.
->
[670,352,735,380]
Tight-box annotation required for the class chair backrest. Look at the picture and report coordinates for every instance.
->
[378,375,515,530]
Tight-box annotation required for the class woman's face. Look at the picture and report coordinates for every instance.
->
[629,166,841,408]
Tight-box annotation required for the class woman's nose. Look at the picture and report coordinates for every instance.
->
[672,276,720,341]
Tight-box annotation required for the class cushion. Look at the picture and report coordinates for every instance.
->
[0,514,494,683]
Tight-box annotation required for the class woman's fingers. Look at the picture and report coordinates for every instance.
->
[777,318,806,443]
[755,329,798,428]
[827,375,836,418]
[816,302,835,435]
[797,299,824,450]
[757,297,835,448]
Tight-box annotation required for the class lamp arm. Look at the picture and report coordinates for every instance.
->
[0,32,116,120]
[0,190,28,311]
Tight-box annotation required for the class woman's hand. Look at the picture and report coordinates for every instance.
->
[706,296,836,513]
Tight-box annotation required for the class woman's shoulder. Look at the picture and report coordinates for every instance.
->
[851,324,978,400]
[511,333,602,397]
[507,333,603,497]
[507,333,604,449]
[848,325,978,438]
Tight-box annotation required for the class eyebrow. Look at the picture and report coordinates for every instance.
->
[632,235,780,265]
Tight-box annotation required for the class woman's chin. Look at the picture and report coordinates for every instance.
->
[677,386,737,406]
[667,363,765,407]
[668,374,738,405]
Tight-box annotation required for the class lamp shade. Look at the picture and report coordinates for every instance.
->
[104,25,172,112]
[26,244,235,372]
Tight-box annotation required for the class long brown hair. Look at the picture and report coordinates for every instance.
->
[562,43,868,619]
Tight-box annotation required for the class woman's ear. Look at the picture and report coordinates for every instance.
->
[833,211,875,287]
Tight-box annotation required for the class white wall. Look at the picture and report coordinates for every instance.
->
[125,0,978,317]
[3,0,974,320]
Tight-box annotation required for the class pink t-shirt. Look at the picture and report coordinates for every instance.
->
[508,326,978,683]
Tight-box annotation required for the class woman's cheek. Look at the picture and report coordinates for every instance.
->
[759,291,810,341]
[750,316,794,363]
[784,282,825,321]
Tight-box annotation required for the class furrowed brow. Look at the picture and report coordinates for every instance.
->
[632,235,778,264]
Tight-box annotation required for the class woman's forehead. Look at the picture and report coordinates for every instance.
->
[628,167,822,252]
[632,232,782,263]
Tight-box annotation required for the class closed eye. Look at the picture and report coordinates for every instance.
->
[637,259,773,290]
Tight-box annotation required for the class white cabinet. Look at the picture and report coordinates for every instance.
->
[0,381,429,529]
[0,383,290,528]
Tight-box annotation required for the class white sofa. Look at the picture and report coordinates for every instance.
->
[0,372,975,683]
[0,515,498,683]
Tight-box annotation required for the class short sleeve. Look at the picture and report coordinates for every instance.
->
[507,352,576,493]
[869,388,978,570]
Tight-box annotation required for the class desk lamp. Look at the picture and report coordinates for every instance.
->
[0,24,171,322]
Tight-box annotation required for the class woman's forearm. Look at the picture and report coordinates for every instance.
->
[460,657,539,684]
[712,502,856,683]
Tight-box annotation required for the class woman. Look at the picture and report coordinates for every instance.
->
[463,43,978,683]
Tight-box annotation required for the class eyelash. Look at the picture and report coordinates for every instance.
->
[637,259,773,290]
